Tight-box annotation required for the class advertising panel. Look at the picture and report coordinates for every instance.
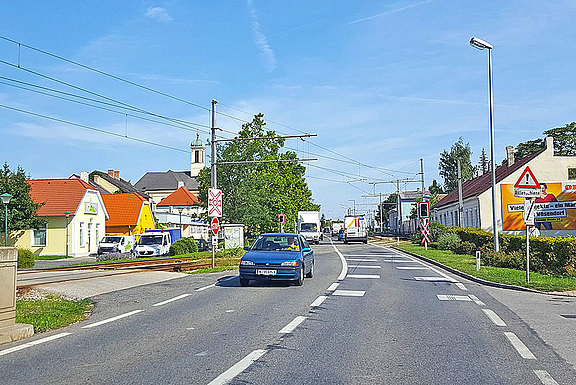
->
[502,182,576,230]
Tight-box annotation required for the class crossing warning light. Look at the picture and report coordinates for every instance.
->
[278,213,285,224]
[418,202,430,219]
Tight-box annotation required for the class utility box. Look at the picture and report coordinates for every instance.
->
[223,224,244,249]
[0,247,33,344]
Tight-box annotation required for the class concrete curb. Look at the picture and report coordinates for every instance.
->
[373,243,568,297]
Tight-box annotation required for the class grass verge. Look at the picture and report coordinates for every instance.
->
[395,243,576,293]
[34,255,67,260]
[16,294,93,332]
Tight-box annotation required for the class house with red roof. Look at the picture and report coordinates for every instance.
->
[155,186,208,239]
[14,179,108,257]
[101,193,154,237]
[432,137,576,236]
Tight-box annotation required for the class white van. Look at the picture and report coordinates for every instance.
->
[344,215,368,244]
[133,232,172,257]
[98,235,134,254]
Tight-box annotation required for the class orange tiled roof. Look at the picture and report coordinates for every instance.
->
[157,186,199,207]
[29,179,95,216]
[101,193,148,226]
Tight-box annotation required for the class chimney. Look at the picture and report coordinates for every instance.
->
[545,136,554,152]
[114,170,120,179]
[108,169,115,177]
[506,145,514,167]
[80,171,89,183]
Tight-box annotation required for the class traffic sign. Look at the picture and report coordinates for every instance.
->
[211,217,220,236]
[418,202,430,219]
[514,166,540,189]
[208,188,222,217]
[523,199,535,226]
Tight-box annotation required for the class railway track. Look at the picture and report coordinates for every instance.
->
[17,257,238,289]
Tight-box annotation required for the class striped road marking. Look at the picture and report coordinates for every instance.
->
[327,283,340,291]
[437,295,472,301]
[82,310,144,329]
[349,265,382,269]
[504,332,536,359]
[333,290,366,297]
[414,277,458,283]
[482,309,507,327]
[207,349,267,385]
[396,266,430,270]
[456,283,468,291]
[0,333,71,356]
[348,274,380,279]
[346,258,378,262]
[468,294,486,306]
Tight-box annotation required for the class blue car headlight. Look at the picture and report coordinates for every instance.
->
[281,260,299,266]
[240,260,255,266]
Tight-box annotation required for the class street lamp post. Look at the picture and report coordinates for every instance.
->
[349,199,356,216]
[470,36,499,252]
[1,193,13,247]
[177,207,184,234]
[64,211,70,258]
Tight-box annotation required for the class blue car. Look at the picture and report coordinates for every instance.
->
[239,233,314,286]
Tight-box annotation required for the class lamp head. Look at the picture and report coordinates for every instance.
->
[0,193,13,204]
[470,37,493,50]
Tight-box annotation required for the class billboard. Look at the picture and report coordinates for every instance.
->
[502,182,576,230]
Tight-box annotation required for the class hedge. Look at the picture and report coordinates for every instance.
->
[169,237,199,256]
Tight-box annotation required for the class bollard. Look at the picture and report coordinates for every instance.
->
[476,250,481,271]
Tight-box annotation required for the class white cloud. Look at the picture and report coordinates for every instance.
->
[145,7,172,23]
[246,0,277,72]
[346,0,433,25]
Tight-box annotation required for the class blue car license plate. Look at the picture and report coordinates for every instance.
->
[256,269,277,276]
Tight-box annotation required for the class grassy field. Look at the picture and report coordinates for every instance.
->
[16,294,93,332]
[395,243,576,293]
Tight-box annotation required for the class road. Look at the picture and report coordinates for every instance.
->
[1,240,575,384]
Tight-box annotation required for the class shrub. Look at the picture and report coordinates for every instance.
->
[452,241,477,256]
[17,248,35,268]
[429,221,446,242]
[410,233,422,244]
[169,237,198,256]
[437,232,461,250]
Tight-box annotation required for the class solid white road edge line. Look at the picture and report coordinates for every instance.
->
[0,332,72,356]
[152,293,192,307]
[533,370,559,385]
[279,316,308,334]
[82,310,144,329]
[310,296,327,307]
[207,349,267,385]
[504,332,537,359]
[482,309,507,327]
[330,239,348,281]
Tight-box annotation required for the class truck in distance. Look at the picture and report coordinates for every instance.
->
[344,215,368,244]
[298,211,322,244]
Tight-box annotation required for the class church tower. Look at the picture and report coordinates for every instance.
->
[190,133,205,177]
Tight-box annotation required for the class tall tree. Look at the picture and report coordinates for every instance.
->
[438,137,475,192]
[544,122,576,155]
[478,148,489,175]
[0,164,45,236]
[197,114,319,235]
[515,138,545,159]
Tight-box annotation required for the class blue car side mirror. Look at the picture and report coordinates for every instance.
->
[302,247,311,252]
[243,246,251,251]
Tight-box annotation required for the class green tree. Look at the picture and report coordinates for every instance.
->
[515,138,545,159]
[478,148,489,175]
[198,114,319,234]
[438,137,475,192]
[0,164,45,238]
[379,193,397,229]
[544,122,576,156]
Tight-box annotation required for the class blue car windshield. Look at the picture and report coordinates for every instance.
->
[251,236,301,251]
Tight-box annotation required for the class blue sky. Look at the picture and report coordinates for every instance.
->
[1,1,575,220]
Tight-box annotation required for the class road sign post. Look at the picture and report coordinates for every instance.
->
[514,166,540,283]
[418,202,431,250]
[211,217,220,268]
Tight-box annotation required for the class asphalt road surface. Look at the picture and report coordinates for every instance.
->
[1,239,575,384]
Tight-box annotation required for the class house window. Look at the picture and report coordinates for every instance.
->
[80,222,85,246]
[95,223,100,246]
[195,150,200,163]
[569,168,576,180]
[32,225,47,246]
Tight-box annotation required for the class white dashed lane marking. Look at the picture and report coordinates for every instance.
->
[152,293,191,307]
[278,316,308,334]
[310,296,327,307]
[207,349,267,385]
[437,295,472,302]
[504,332,537,359]
[534,370,559,385]
[482,309,507,326]
[348,274,380,279]
[82,310,144,329]
[0,333,72,357]
[327,283,340,291]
